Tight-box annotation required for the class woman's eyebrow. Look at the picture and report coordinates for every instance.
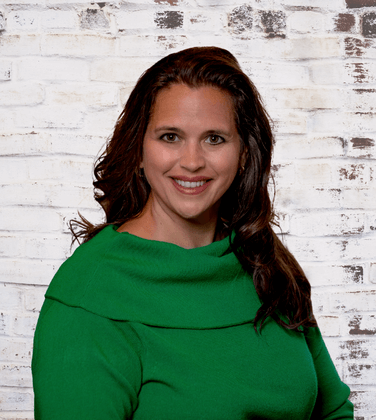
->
[154,126,231,136]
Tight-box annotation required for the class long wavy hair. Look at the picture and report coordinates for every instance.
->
[70,46,316,332]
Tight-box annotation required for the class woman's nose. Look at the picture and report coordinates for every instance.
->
[179,141,205,172]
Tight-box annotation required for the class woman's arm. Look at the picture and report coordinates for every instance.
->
[32,298,142,420]
[306,327,354,419]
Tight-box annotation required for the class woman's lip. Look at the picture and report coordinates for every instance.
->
[171,178,211,195]
[171,176,211,182]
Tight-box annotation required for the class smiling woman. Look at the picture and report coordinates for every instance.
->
[32,47,354,419]
[120,84,242,247]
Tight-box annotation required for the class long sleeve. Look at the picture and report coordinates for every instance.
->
[32,298,143,420]
[306,327,354,419]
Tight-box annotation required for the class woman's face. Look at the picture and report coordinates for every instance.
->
[141,83,242,224]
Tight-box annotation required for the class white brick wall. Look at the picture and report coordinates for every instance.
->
[0,0,375,418]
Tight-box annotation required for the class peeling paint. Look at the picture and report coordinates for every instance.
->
[349,63,370,83]
[334,13,356,32]
[344,265,363,283]
[260,10,286,38]
[155,11,183,29]
[348,315,376,335]
[346,0,376,8]
[228,5,253,34]
[339,164,365,181]
[154,0,178,4]
[339,340,369,359]
[362,12,376,38]
[344,37,372,57]
[350,137,375,149]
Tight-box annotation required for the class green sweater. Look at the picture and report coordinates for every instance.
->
[32,225,353,419]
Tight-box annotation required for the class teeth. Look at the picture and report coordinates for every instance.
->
[175,179,207,188]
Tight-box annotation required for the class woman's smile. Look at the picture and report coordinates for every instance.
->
[141,83,242,223]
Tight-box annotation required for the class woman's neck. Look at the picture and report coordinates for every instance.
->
[117,199,221,249]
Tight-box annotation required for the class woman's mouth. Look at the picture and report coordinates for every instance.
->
[174,179,207,188]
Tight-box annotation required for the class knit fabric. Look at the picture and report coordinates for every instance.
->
[32,225,354,419]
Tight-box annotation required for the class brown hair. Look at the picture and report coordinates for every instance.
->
[71,46,316,332]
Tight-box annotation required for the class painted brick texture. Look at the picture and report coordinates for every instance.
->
[0,0,375,418]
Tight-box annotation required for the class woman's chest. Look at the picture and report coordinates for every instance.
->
[132,323,317,420]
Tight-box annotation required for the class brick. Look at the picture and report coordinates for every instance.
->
[0,389,33,411]
[290,212,365,236]
[84,108,120,134]
[331,289,376,312]
[0,11,5,31]
[7,11,39,32]
[0,412,34,419]
[46,83,117,107]
[337,338,376,361]
[371,262,376,283]
[48,132,106,157]
[28,157,93,184]
[272,110,308,134]
[241,60,309,86]
[41,10,76,30]
[344,36,374,57]
[283,37,340,59]
[185,10,223,31]
[0,207,61,232]
[342,187,376,209]
[294,161,332,185]
[346,88,376,112]
[0,364,32,387]
[345,314,376,335]
[302,264,364,287]
[0,233,70,260]
[24,286,48,312]
[311,111,376,133]
[0,109,15,131]
[274,136,345,160]
[362,12,376,38]
[282,0,344,7]
[80,8,110,30]
[260,10,286,38]
[340,237,376,260]
[271,163,295,186]
[228,4,253,34]
[334,13,356,32]
[0,183,96,209]
[275,187,342,210]
[0,259,59,286]
[0,34,40,56]
[0,337,33,362]
[316,315,341,336]
[118,34,188,56]
[12,313,39,337]
[155,11,183,29]
[350,390,376,418]
[91,58,155,82]
[0,312,10,335]
[346,0,376,7]
[0,158,28,184]
[287,11,325,33]
[336,163,372,186]
[0,83,44,106]
[14,106,84,129]
[269,88,343,109]
[0,61,12,80]
[283,236,344,261]
[311,291,330,313]
[115,10,155,31]
[18,57,89,81]
[345,362,376,384]
[0,132,50,156]
[346,61,376,83]
[41,34,116,56]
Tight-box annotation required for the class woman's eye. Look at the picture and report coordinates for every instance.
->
[161,133,178,142]
[206,135,224,145]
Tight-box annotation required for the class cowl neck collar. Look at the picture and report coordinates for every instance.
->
[46,225,260,329]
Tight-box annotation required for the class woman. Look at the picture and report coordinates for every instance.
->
[32,47,354,419]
